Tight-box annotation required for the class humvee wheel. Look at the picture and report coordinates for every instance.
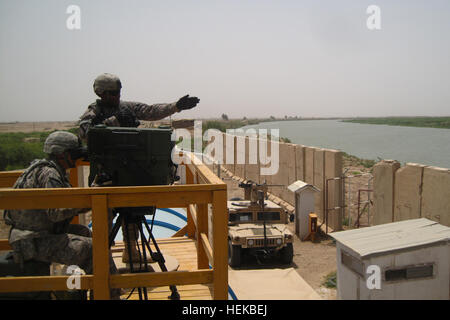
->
[228,239,241,268]
[280,243,293,264]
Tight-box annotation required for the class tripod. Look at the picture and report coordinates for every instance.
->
[108,206,180,300]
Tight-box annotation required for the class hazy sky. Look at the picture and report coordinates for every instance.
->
[1,0,449,122]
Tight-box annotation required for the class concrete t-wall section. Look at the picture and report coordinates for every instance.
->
[235,134,246,179]
[284,144,297,205]
[373,160,401,226]
[245,136,260,183]
[421,166,450,227]
[259,137,273,185]
[325,150,343,232]
[269,143,296,205]
[295,145,305,182]
[222,133,235,174]
[313,149,325,221]
[221,133,343,231]
[374,161,450,228]
[394,163,425,222]
[304,147,315,185]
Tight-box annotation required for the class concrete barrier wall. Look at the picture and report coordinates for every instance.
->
[245,136,260,183]
[373,160,401,226]
[325,150,343,231]
[223,133,235,174]
[313,149,325,221]
[394,163,425,222]
[221,134,343,231]
[421,166,450,227]
[373,161,450,227]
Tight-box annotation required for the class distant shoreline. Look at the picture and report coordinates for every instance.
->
[342,117,450,129]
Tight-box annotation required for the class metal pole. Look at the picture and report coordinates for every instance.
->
[325,178,329,234]
[341,175,345,230]
[368,177,373,226]
[357,190,361,228]
[348,176,351,227]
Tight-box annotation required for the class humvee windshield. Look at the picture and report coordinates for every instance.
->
[229,212,252,222]
[257,212,281,221]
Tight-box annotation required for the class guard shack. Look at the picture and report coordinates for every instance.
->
[331,218,450,300]
[288,180,320,240]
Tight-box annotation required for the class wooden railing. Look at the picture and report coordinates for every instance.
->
[0,155,228,300]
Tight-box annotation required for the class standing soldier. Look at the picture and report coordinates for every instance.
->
[79,73,199,141]
[78,73,200,263]
[4,131,121,299]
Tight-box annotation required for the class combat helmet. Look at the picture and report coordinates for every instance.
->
[44,131,80,156]
[93,73,122,97]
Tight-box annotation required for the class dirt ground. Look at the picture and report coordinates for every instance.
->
[341,157,374,229]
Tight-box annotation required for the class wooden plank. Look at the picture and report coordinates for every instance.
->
[69,166,79,187]
[172,225,188,237]
[212,190,228,300]
[186,205,195,238]
[0,189,222,211]
[0,275,93,293]
[108,191,212,208]
[0,170,23,188]
[0,176,21,188]
[196,204,209,269]
[186,152,224,185]
[186,164,195,184]
[91,195,110,300]
[0,194,91,210]
[110,237,216,300]
[200,233,214,266]
[189,204,198,230]
[68,166,80,225]
[110,270,213,288]
[0,239,11,251]
[0,183,224,198]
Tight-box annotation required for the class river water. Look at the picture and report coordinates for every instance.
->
[242,120,450,169]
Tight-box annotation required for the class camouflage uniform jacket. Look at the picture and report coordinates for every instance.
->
[78,99,179,141]
[4,159,85,258]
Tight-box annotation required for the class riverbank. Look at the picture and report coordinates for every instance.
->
[343,116,450,129]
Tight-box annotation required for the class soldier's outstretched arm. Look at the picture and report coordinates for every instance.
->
[125,101,179,121]
[126,95,200,121]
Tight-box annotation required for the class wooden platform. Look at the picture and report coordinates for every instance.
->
[112,236,213,300]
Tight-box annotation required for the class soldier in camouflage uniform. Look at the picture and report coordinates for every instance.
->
[78,73,200,263]
[78,73,200,141]
[4,131,121,299]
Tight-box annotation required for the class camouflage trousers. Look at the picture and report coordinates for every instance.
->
[31,224,121,299]
[32,224,117,275]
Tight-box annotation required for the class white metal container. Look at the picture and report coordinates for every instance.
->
[331,218,450,300]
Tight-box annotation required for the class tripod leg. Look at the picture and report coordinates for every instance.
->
[124,216,146,300]
[136,219,149,300]
[141,216,180,300]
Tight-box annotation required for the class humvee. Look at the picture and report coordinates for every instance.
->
[227,181,295,268]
